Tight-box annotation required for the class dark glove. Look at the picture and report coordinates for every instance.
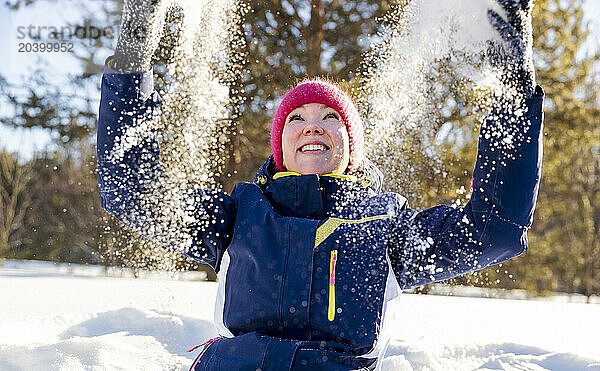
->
[114,0,174,72]
[486,0,536,99]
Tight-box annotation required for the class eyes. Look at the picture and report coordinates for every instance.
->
[288,112,340,123]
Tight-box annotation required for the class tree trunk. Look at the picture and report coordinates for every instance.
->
[306,0,323,76]
[581,192,595,302]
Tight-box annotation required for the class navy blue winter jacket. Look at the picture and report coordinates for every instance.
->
[97,57,544,370]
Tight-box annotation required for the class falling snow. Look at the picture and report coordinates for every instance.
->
[101,0,539,335]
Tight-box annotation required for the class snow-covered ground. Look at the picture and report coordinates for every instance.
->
[1,260,599,370]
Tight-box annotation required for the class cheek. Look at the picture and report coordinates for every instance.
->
[333,126,350,154]
[281,126,297,158]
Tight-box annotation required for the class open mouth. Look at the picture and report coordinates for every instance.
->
[298,143,329,152]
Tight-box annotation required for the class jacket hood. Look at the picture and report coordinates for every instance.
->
[251,156,383,219]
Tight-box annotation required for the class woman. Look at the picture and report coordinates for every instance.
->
[98,0,544,370]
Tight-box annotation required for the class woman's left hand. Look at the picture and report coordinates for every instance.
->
[486,0,536,98]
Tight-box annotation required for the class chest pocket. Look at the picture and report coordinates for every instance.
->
[311,214,392,347]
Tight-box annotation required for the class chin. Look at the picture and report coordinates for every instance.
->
[296,163,333,175]
[298,166,335,175]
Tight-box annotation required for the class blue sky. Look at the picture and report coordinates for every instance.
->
[1,0,599,159]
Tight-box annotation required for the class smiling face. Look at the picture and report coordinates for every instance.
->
[281,103,350,175]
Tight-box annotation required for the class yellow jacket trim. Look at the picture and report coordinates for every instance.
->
[107,56,115,70]
[272,171,302,180]
[323,173,358,182]
[272,172,361,183]
[314,215,391,249]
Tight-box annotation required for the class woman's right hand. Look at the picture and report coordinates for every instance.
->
[113,0,174,73]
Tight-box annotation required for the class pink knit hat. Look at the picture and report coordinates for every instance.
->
[270,78,365,174]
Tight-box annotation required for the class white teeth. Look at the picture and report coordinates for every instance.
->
[300,144,327,152]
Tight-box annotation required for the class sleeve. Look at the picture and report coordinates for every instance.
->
[97,55,236,272]
[388,86,545,290]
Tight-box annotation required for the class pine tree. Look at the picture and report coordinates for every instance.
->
[0,150,32,265]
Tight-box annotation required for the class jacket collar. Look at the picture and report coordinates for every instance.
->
[252,156,382,219]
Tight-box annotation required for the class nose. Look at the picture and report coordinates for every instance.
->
[302,122,324,136]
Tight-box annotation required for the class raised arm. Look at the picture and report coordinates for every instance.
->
[388,0,544,289]
[389,89,543,289]
[97,1,236,271]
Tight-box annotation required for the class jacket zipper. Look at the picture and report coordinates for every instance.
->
[328,249,338,321]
